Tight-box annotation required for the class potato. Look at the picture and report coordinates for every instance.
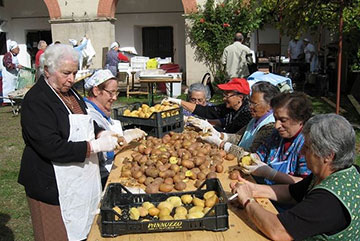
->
[145,183,159,194]
[241,155,253,166]
[174,181,186,191]
[203,207,215,216]
[159,183,173,193]
[229,170,240,180]
[121,169,132,178]
[194,179,202,188]
[187,212,204,219]
[169,156,178,164]
[129,207,140,220]
[148,207,160,216]
[166,196,182,207]
[145,168,159,178]
[157,201,174,212]
[174,213,187,220]
[203,191,216,200]
[132,170,143,179]
[197,172,206,181]
[159,215,173,220]
[170,164,180,173]
[225,153,236,160]
[164,177,174,185]
[181,194,193,204]
[181,160,195,169]
[192,197,205,207]
[205,194,218,208]
[138,175,147,184]
[175,206,188,216]
[215,164,224,173]
[189,206,204,214]
[142,201,155,210]
[113,206,122,220]
[207,172,217,179]
[137,206,149,217]
[158,207,171,218]
[144,177,154,186]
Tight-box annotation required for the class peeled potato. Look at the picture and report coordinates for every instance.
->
[175,206,188,216]
[189,206,203,214]
[203,191,216,200]
[187,212,204,219]
[205,194,219,208]
[166,196,182,207]
[159,207,171,217]
[192,197,205,208]
[174,213,187,220]
[159,215,174,220]
[241,156,252,166]
[157,201,174,212]
[137,206,149,217]
[142,201,155,210]
[181,194,193,204]
[148,207,160,217]
[129,207,140,220]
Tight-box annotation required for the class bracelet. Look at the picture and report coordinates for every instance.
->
[243,198,256,208]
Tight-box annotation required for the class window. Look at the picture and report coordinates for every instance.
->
[0,0,4,7]
[0,32,6,55]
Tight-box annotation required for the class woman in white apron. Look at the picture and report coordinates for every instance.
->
[2,41,23,103]
[83,69,146,188]
[18,44,119,241]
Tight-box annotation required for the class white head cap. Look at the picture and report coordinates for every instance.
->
[303,38,310,42]
[84,69,116,90]
[9,41,18,51]
[110,41,119,50]
[69,39,78,46]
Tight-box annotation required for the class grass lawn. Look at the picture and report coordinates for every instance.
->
[0,92,359,241]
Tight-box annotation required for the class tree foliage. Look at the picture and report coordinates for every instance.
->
[185,0,265,81]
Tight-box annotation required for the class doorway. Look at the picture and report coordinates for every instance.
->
[142,27,173,60]
[26,30,52,67]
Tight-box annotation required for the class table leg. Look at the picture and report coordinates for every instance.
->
[170,82,173,97]
[131,72,136,91]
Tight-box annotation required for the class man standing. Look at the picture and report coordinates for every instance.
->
[287,37,305,63]
[222,33,253,78]
[303,38,318,73]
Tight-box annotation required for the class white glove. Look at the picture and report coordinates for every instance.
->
[240,154,277,180]
[123,128,147,143]
[98,130,119,138]
[90,135,118,153]
[161,97,182,105]
[200,134,223,147]
[187,117,214,133]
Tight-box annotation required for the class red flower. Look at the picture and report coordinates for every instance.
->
[200,18,205,23]
[223,23,230,27]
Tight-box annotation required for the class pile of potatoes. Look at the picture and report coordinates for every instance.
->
[120,130,237,193]
[112,191,220,221]
[122,102,180,119]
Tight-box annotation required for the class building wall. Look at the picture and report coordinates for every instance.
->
[115,0,186,72]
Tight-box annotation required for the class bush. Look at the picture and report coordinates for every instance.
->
[185,0,265,83]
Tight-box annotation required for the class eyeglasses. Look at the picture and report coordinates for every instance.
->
[103,89,119,98]
[249,101,260,107]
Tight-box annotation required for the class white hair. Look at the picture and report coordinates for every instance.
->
[41,44,79,74]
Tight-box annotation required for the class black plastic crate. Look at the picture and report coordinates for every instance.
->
[100,178,229,237]
[112,102,184,137]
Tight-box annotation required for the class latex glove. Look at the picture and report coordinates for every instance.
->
[200,134,222,147]
[123,128,147,143]
[90,135,118,153]
[161,97,182,105]
[240,154,277,180]
[187,117,214,133]
[98,130,120,139]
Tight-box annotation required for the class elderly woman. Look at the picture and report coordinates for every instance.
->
[230,114,360,240]
[166,78,252,133]
[200,81,279,156]
[35,40,47,80]
[84,69,146,188]
[18,44,119,241]
[2,41,23,104]
[241,92,312,185]
[105,41,129,76]
[183,83,212,116]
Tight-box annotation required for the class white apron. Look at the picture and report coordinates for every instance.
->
[104,119,123,173]
[50,88,102,241]
[2,53,19,103]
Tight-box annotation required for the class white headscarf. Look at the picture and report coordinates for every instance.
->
[110,42,119,50]
[69,39,78,46]
[9,41,18,51]
[84,69,116,90]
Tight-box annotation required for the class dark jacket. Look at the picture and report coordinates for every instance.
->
[18,76,102,205]
[192,100,252,133]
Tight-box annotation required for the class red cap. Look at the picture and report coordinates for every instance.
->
[217,78,250,95]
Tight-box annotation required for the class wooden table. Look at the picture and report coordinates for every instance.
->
[139,78,182,106]
[87,147,277,241]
